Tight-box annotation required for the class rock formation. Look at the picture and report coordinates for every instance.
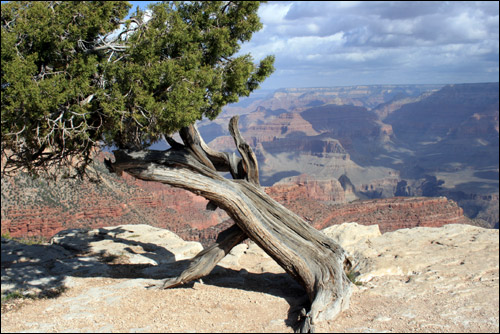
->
[244,112,320,143]
[264,175,474,233]
[265,174,346,204]
[1,162,229,246]
[0,163,478,248]
[201,83,499,227]
[315,196,471,232]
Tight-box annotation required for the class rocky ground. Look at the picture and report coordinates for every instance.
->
[1,223,498,333]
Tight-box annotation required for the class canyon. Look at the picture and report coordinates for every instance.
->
[0,159,480,247]
[200,83,499,227]
[1,83,498,245]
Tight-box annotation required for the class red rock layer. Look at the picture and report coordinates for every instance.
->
[265,174,345,203]
[1,168,473,246]
[244,112,319,142]
[1,171,227,243]
[314,196,471,233]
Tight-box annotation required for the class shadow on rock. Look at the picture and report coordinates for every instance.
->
[1,224,308,330]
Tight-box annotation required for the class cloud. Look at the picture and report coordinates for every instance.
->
[259,2,293,24]
[239,1,499,88]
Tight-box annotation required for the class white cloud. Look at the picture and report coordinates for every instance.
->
[307,23,320,34]
[241,1,499,89]
[258,2,293,25]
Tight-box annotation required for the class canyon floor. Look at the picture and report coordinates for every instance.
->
[1,223,498,333]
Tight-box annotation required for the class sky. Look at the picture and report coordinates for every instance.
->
[3,1,498,90]
[128,1,499,90]
[243,1,500,89]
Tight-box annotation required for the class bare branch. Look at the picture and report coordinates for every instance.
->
[165,135,184,150]
[89,43,129,52]
[229,116,259,185]
[179,125,217,171]
[151,224,247,289]
[80,94,94,106]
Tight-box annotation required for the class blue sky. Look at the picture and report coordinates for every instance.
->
[129,1,499,90]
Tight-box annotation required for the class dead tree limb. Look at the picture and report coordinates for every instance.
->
[107,116,352,332]
[150,224,247,289]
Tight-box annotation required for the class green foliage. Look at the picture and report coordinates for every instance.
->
[14,235,49,245]
[0,231,48,245]
[1,1,131,174]
[346,268,363,286]
[1,231,12,239]
[1,1,274,175]
[1,290,25,303]
[1,286,67,304]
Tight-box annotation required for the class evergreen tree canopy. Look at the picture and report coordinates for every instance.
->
[1,1,274,175]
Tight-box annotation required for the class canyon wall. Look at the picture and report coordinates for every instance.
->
[1,162,228,245]
[264,175,473,233]
[315,196,471,233]
[201,83,498,227]
[1,163,474,247]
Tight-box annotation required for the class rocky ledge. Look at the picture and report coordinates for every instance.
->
[1,223,498,333]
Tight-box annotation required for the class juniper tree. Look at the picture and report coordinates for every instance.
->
[1,2,352,331]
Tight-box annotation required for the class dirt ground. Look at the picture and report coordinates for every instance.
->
[2,270,498,333]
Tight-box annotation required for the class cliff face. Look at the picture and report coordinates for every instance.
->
[244,112,320,143]
[314,196,471,233]
[261,136,348,157]
[264,177,472,233]
[1,160,474,247]
[201,83,499,227]
[262,174,473,233]
[300,104,383,148]
[265,174,346,204]
[1,160,228,245]
[221,85,443,115]
[1,203,132,238]
[385,82,499,172]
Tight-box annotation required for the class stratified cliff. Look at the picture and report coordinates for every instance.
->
[201,83,498,227]
[265,175,473,232]
[1,156,228,245]
[1,158,475,247]
[315,196,471,232]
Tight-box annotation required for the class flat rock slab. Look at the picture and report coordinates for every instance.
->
[2,224,204,296]
[51,224,204,262]
[2,223,499,333]
[321,223,499,333]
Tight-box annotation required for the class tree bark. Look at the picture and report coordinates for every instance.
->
[106,116,352,332]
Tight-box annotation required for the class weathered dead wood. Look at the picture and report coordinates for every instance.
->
[228,117,260,185]
[107,116,352,332]
[148,224,247,289]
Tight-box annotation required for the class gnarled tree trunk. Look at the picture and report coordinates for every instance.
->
[106,116,352,332]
